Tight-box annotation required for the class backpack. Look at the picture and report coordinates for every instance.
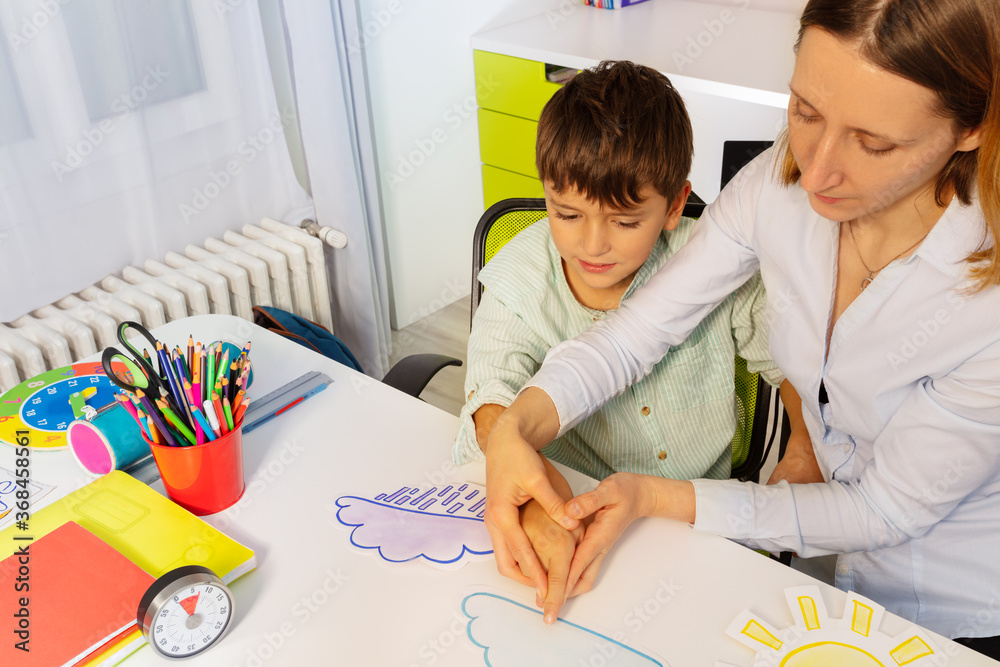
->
[252,306,363,372]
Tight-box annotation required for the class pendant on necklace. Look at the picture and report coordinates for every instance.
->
[860,273,874,292]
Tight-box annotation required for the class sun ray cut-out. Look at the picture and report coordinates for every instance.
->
[718,586,940,667]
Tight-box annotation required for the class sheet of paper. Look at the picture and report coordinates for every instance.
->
[463,591,667,666]
[0,465,54,530]
[332,482,493,569]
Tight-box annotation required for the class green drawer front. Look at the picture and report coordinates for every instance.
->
[479,109,539,178]
[482,165,545,209]
[475,50,563,120]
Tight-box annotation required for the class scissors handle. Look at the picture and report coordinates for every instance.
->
[116,321,163,375]
[102,322,170,397]
[101,347,155,394]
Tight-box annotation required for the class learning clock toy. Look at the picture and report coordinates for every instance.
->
[0,362,118,450]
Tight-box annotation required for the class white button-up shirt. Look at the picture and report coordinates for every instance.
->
[527,149,1000,638]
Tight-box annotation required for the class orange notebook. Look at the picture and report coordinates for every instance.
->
[0,521,154,667]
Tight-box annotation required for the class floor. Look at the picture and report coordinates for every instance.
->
[389,293,837,585]
[388,295,471,417]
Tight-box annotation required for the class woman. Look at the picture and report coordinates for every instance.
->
[484,0,1000,656]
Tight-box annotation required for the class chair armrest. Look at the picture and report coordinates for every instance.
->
[381,354,463,398]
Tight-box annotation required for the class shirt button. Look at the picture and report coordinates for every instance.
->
[837,563,849,575]
[641,406,651,416]
[842,443,851,453]
[467,390,475,400]
[658,451,667,460]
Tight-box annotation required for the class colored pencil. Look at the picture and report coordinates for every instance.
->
[135,402,159,443]
[200,346,208,404]
[169,358,196,426]
[215,349,230,388]
[157,343,184,409]
[174,348,189,383]
[142,348,155,375]
[228,361,238,401]
[204,399,223,438]
[233,397,248,427]
[189,403,217,442]
[116,392,139,420]
[233,388,246,413]
[117,394,150,440]
[207,343,216,399]
[144,413,160,444]
[136,389,178,447]
[211,391,227,435]
[157,399,196,446]
[222,395,234,432]
[191,364,201,408]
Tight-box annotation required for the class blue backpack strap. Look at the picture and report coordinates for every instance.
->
[252,306,363,372]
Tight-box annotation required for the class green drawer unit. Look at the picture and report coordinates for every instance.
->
[478,108,540,179]
[475,50,564,120]
[475,50,569,208]
[482,165,545,209]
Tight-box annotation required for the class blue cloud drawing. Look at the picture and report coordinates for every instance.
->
[334,483,493,566]
[463,592,665,666]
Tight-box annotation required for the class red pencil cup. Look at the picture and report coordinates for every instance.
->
[142,419,246,515]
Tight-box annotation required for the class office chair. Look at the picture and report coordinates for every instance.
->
[469,191,782,482]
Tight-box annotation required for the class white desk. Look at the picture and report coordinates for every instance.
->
[4,315,994,665]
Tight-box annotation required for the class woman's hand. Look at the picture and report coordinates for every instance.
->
[768,380,823,485]
[520,499,585,624]
[561,473,661,598]
[484,389,570,596]
[766,435,824,484]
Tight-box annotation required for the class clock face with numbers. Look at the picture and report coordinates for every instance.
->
[0,362,118,450]
[138,566,235,659]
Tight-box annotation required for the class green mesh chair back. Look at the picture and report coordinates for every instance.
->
[471,196,775,481]
[471,198,550,322]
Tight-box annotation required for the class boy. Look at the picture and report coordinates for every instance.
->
[455,60,781,477]
[453,61,793,609]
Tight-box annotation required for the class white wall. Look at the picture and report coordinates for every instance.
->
[358,0,569,330]
[361,0,805,331]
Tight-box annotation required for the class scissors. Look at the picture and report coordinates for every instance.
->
[101,321,172,399]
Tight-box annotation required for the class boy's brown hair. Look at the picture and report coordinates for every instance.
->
[535,60,693,211]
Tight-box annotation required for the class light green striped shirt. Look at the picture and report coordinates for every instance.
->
[453,217,782,481]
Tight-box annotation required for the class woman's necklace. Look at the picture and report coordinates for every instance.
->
[847,220,932,292]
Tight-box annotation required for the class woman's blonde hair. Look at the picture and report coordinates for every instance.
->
[776,0,1000,290]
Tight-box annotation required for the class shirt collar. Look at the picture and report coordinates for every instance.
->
[912,198,989,281]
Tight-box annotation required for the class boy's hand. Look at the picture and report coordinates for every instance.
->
[520,498,585,625]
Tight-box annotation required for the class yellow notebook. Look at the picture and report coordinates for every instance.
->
[0,471,255,666]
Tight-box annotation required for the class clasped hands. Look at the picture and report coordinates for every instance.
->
[484,422,657,625]
[481,383,820,625]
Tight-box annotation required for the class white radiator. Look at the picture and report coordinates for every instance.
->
[0,218,337,393]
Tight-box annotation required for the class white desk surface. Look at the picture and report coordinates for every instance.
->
[3,315,994,666]
[470,0,799,109]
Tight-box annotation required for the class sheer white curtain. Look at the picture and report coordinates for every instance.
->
[279,0,391,377]
[0,0,391,376]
